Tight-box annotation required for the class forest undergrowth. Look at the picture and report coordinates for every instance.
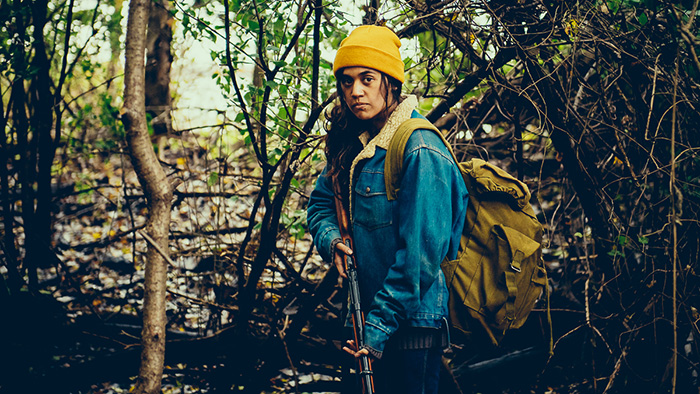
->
[2,123,601,394]
[3,0,700,393]
[0,123,557,394]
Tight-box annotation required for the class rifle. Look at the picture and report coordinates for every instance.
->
[333,191,375,394]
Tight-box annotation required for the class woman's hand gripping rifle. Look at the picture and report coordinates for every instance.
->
[333,192,375,394]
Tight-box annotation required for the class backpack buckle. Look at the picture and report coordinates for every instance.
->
[510,259,522,273]
[511,252,523,272]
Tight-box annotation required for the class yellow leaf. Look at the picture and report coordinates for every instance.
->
[93,232,102,240]
[443,13,458,22]
[565,19,579,37]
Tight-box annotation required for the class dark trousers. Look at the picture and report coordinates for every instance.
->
[369,346,443,394]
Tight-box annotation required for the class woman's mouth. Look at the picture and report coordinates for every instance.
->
[352,103,368,110]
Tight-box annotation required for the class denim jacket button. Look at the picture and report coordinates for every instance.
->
[366,186,371,193]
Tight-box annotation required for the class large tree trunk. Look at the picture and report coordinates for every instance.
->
[145,0,173,157]
[122,0,173,393]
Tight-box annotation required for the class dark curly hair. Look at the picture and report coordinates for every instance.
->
[323,72,402,201]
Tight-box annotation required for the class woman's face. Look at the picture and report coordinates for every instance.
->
[338,67,393,121]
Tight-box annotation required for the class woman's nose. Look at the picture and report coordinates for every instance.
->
[351,81,363,97]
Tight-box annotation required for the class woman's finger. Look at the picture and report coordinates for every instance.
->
[334,243,352,279]
[336,242,353,255]
[334,254,347,279]
[342,345,370,358]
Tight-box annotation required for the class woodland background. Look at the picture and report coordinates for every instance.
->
[1,0,699,393]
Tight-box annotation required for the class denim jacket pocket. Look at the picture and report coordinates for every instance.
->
[353,170,393,231]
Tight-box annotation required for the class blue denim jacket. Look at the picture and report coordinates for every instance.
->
[307,97,468,358]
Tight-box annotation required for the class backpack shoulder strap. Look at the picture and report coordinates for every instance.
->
[384,117,459,201]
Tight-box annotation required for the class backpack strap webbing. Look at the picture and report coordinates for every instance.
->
[384,117,459,201]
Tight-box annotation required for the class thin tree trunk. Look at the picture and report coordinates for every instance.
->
[30,0,57,285]
[122,0,173,392]
[363,0,379,24]
[11,0,36,291]
[107,0,124,97]
[311,0,321,112]
[0,79,21,295]
[670,48,680,394]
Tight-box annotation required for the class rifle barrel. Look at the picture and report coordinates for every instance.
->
[334,192,375,394]
[344,241,375,394]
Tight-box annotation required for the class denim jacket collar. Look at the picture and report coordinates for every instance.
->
[348,94,418,214]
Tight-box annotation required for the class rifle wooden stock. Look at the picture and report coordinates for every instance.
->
[334,192,375,394]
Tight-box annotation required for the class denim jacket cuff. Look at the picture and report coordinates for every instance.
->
[361,344,383,360]
[364,321,391,358]
[317,227,341,262]
[330,238,342,256]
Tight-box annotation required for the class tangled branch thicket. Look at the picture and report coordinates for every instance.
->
[2,0,700,392]
[399,0,700,391]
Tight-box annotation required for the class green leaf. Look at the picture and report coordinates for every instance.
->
[638,12,648,26]
[323,25,333,39]
[278,125,290,138]
[292,228,305,238]
[207,172,219,187]
[638,236,649,245]
[607,247,625,258]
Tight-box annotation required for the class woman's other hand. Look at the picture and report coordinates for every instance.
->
[333,242,353,279]
[342,339,372,359]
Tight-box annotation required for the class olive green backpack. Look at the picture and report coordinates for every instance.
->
[384,117,550,347]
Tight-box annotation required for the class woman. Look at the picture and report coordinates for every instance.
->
[307,25,468,394]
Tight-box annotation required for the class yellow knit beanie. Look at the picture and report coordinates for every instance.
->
[333,25,404,83]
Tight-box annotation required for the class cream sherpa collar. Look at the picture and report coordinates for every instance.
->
[348,94,418,213]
